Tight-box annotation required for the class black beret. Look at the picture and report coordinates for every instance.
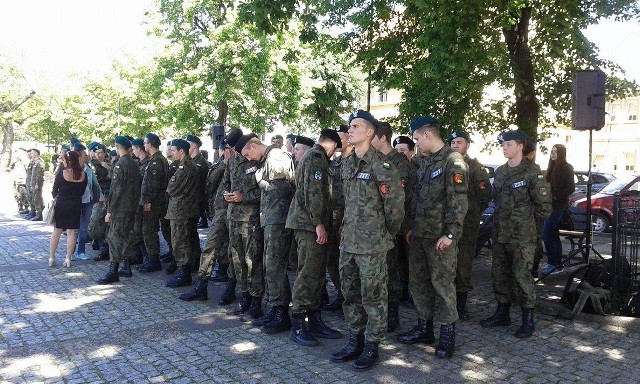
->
[393,135,415,150]
[185,134,202,147]
[88,142,100,151]
[171,138,190,152]
[97,143,107,151]
[29,148,41,155]
[145,133,160,143]
[447,130,471,145]
[286,134,296,141]
[409,116,439,134]
[109,149,116,157]
[348,109,380,130]
[73,142,86,151]
[498,130,527,144]
[124,135,134,141]
[336,124,349,133]
[320,128,342,148]
[60,144,70,151]
[115,136,132,148]
[295,135,315,147]
[131,138,145,147]
[70,137,80,144]
[235,133,259,153]
[225,129,243,148]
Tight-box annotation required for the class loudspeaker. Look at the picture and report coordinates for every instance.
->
[211,125,225,148]
[572,70,606,130]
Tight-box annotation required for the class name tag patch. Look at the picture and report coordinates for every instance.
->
[430,168,443,179]
[314,170,323,181]
[357,172,371,181]
[245,166,257,174]
[512,180,527,189]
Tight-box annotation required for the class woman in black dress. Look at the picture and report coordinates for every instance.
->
[49,151,87,267]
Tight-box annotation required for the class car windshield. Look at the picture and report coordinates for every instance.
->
[599,175,638,194]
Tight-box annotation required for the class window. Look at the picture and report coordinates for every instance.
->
[627,100,638,121]
[378,90,388,103]
[611,102,621,121]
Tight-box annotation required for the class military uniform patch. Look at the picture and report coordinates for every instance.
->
[314,170,323,181]
[245,166,257,174]
[379,183,390,194]
[357,172,371,180]
[453,173,464,184]
[431,168,443,179]
[382,162,391,169]
[540,187,548,196]
[478,181,486,190]
[453,161,463,169]
[512,180,527,189]
[537,174,544,180]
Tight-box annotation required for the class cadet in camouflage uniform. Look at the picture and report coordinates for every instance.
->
[371,122,415,332]
[329,110,404,371]
[448,131,492,321]
[163,139,200,288]
[89,143,112,261]
[26,149,45,221]
[240,136,295,332]
[160,144,180,267]
[97,136,142,284]
[137,133,169,273]
[186,135,209,270]
[480,130,552,339]
[393,135,416,160]
[11,154,29,214]
[123,138,150,271]
[398,117,468,359]
[288,135,315,273]
[223,134,264,320]
[286,129,342,347]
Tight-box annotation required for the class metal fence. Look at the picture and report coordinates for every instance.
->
[611,192,640,292]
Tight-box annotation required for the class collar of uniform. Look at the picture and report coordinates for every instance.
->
[427,145,450,163]
[312,143,329,161]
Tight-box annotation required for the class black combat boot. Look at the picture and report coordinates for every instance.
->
[92,239,100,250]
[320,283,330,307]
[178,278,208,301]
[330,332,364,363]
[209,262,229,282]
[25,211,36,219]
[227,292,251,315]
[261,306,292,335]
[218,278,237,305]
[289,313,319,347]
[30,213,43,221]
[160,246,173,262]
[457,292,470,321]
[97,262,120,284]
[94,244,109,261]
[397,318,435,344]
[387,301,400,332]
[130,242,145,265]
[240,296,263,322]
[480,302,512,328]
[165,260,178,275]
[19,208,30,214]
[323,291,344,311]
[435,323,456,358]
[252,306,276,327]
[353,340,379,371]
[515,308,535,339]
[166,265,193,288]
[307,310,342,339]
[138,254,162,273]
[118,258,133,277]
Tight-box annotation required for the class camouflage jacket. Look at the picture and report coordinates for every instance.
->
[27,159,45,189]
[90,159,111,195]
[137,156,150,180]
[463,156,492,226]
[168,159,179,179]
[286,144,331,232]
[492,159,552,244]
[107,155,142,216]
[340,146,405,254]
[328,155,345,228]
[192,152,210,206]
[206,160,228,223]
[383,148,416,236]
[257,146,295,227]
[223,154,261,222]
[139,151,169,208]
[165,156,200,220]
[412,145,468,239]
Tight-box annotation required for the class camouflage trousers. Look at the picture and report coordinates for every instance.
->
[229,220,264,297]
[107,214,136,263]
[14,183,28,209]
[408,237,458,324]
[456,220,480,293]
[198,219,230,280]
[386,237,404,303]
[133,205,143,245]
[396,234,410,285]
[188,217,202,262]
[170,218,195,267]
[340,250,388,343]
[324,226,341,291]
[264,224,292,307]
[533,219,544,267]
[141,205,164,257]
[291,230,326,315]
[28,186,44,213]
[160,217,172,246]
[491,242,536,308]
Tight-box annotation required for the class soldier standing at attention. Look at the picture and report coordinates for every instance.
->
[223,134,264,321]
[137,133,169,273]
[186,135,209,267]
[447,131,492,320]
[371,122,415,333]
[393,136,416,160]
[398,117,468,359]
[97,136,142,284]
[480,130,552,338]
[26,149,45,221]
[125,138,150,271]
[160,142,179,265]
[240,135,296,332]
[164,139,200,288]
[330,110,404,371]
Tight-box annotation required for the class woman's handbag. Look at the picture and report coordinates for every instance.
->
[44,198,56,225]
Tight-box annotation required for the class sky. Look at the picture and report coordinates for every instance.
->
[0,1,639,89]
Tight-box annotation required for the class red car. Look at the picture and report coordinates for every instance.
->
[573,174,640,233]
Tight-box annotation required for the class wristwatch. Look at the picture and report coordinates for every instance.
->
[445,233,454,240]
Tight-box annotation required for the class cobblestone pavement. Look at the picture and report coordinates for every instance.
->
[1,171,640,383]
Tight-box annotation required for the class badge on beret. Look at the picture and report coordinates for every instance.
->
[314,170,323,181]
[400,177,407,188]
[382,162,390,169]
[379,183,390,194]
[453,173,464,184]
[478,181,486,190]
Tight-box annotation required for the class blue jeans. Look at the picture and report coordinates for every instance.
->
[543,208,564,266]
[77,202,95,254]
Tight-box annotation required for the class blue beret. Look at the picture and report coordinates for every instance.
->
[219,139,228,149]
[525,139,536,152]
[97,143,107,151]
[225,129,243,148]
[235,133,258,153]
[115,136,132,148]
[393,136,415,150]
[131,138,145,147]
[109,149,117,157]
[87,141,99,151]
[295,136,315,147]
[124,135,134,141]
[447,130,471,145]
[61,144,70,151]
[320,128,342,148]
[348,109,380,130]
[336,124,349,133]
[145,133,160,143]
[185,134,202,147]
[70,137,80,144]
[498,130,527,144]
[286,134,296,140]
[409,116,439,134]
[171,139,190,152]
[73,142,86,151]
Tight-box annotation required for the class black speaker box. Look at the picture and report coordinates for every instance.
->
[572,70,606,131]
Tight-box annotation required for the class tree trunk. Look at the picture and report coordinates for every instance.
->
[0,122,15,170]
[216,99,228,127]
[503,7,539,142]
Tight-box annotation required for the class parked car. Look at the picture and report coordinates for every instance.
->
[569,171,617,206]
[573,174,640,233]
